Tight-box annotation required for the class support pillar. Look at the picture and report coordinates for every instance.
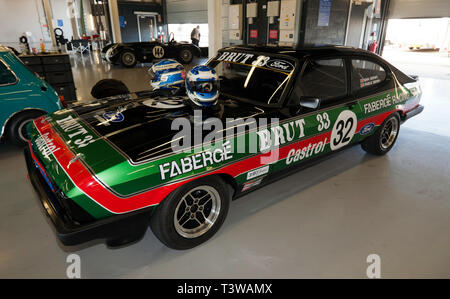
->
[208,0,223,59]
[42,0,57,47]
[108,0,122,43]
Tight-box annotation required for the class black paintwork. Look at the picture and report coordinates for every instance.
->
[73,45,416,163]
[103,39,201,65]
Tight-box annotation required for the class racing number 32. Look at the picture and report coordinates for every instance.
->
[330,110,358,151]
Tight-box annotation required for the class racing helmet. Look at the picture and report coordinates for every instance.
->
[149,59,186,90]
[186,66,219,107]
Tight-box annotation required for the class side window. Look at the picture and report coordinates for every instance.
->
[297,58,347,102]
[0,61,17,85]
[351,59,386,93]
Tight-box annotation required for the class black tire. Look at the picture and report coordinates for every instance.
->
[7,110,45,146]
[150,176,230,250]
[91,79,129,99]
[120,51,137,68]
[361,113,400,156]
[178,48,194,64]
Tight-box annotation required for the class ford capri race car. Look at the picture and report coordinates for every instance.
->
[102,37,201,67]
[25,46,423,250]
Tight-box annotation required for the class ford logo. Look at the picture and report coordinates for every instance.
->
[103,112,124,123]
[360,123,375,135]
[267,59,294,72]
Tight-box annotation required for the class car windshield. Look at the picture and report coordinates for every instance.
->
[208,51,296,105]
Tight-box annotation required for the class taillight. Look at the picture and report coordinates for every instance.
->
[59,95,67,108]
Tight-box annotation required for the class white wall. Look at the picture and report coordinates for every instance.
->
[0,0,73,50]
[51,0,73,40]
[390,0,450,19]
[166,0,208,24]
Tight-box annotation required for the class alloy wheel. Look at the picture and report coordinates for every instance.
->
[380,117,399,150]
[174,185,221,239]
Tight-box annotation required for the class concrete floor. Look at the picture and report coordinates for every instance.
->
[0,52,449,278]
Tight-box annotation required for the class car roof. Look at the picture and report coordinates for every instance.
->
[0,45,11,53]
[220,45,379,59]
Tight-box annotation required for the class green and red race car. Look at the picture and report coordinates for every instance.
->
[24,46,423,250]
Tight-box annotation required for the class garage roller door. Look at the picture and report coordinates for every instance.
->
[389,0,450,19]
[166,0,208,24]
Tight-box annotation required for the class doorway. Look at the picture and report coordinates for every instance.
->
[135,12,158,42]
[345,0,384,52]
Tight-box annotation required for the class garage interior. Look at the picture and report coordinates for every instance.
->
[0,0,449,278]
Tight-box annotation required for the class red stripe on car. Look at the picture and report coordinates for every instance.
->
[33,110,396,214]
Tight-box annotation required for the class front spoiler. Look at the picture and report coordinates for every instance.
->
[24,146,152,247]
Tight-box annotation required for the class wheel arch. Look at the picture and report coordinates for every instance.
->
[396,109,408,122]
[215,173,237,199]
[101,43,116,54]
[159,173,238,207]
[119,47,137,59]
[1,108,47,139]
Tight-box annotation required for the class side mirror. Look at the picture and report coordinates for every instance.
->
[299,97,321,109]
[288,95,321,110]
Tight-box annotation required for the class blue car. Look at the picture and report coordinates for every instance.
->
[0,46,64,145]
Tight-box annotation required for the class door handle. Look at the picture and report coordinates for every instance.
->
[347,101,358,109]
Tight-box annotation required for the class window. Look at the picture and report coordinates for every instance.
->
[209,53,295,105]
[351,59,386,93]
[0,61,17,85]
[297,58,347,101]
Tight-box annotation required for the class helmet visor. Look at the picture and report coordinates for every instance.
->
[188,81,219,94]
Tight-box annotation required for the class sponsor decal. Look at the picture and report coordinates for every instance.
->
[216,51,256,64]
[102,112,124,123]
[257,119,306,152]
[360,76,381,88]
[247,165,270,180]
[215,51,294,73]
[363,92,409,114]
[143,97,186,109]
[286,138,327,165]
[35,132,61,159]
[242,178,264,191]
[158,141,234,180]
[55,115,95,149]
[360,123,375,135]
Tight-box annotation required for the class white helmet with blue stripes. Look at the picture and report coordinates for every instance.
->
[186,65,219,107]
[149,59,186,90]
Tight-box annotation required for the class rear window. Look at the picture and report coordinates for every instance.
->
[0,60,17,85]
[208,51,296,105]
[351,59,386,92]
